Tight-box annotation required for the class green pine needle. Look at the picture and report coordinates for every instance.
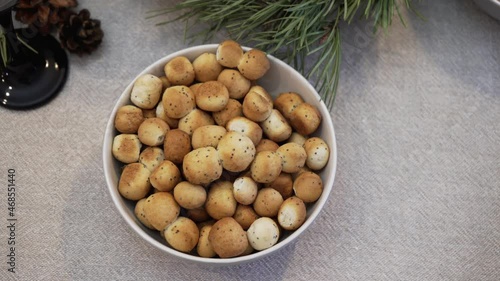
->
[150,0,419,108]
[0,27,8,67]
[0,27,39,68]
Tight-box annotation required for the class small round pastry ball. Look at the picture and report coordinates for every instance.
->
[265,172,293,199]
[173,181,207,209]
[142,108,156,118]
[187,207,211,223]
[247,217,280,251]
[149,160,181,192]
[134,198,155,229]
[159,76,171,91]
[217,69,251,99]
[191,125,227,149]
[303,137,330,170]
[233,204,259,230]
[216,40,244,68]
[255,138,279,153]
[139,146,165,172]
[208,217,248,258]
[183,147,223,185]
[273,92,304,120]
[143,108,160,121]
[233,176,259,205]
[178,108,215,136]
[197,220,215,229]
[164,129,191,164]
[213,99,243,127]
[195,81,230,112]
[292,166,312,180]
[250,84,270,97]
[164,56,195,86]
[242,86,273,122]
[278,196,307,231]
[137,117,170,146]
[287,132,307,146]
[189,83,202,95]
[197,224,216,258]
[192,52,223,82]
[260,109,292,143]
[130,74,163,109]
[276,142,307,173]
[155,102,179,129]
[118,163,151,201]
[143,192,180,231]
[217,131,256,172]
[253,187,284,217]
[114,105,144,134]
[289,102,322,136]
[226,116,263,146]
[112,134,142,163]
[250,151,282,183]
[163,217,199,253]
[205,181,237,220]
[237,49,270,80]
[241,241,255,256]
[293,171,323,203]
[162,85,196,119]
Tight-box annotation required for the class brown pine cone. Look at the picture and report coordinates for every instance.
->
[15,0,78,35]
[58,9,104,55]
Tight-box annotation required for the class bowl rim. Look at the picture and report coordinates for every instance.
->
[102,44,338,265]
[473,0,500,19]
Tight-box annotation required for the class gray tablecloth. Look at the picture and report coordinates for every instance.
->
[1,0,499,280]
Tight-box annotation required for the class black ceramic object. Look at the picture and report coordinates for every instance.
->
[0,2,68,109]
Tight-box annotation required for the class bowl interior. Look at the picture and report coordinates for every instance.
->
[103,44,337,265]
[473,0,500,20]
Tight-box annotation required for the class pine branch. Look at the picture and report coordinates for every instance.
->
[0,27,8,67]
[150,0,419,108]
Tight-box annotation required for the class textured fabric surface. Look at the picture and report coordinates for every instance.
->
[0,0,499,280]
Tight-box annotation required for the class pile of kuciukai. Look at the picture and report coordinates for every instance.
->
[111,40,330,258]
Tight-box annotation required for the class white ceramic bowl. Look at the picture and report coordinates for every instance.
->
[473,0,500,21]
[102,44,337,265]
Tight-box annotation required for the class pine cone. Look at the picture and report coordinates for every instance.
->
[15,0,78,35]
[58,9,103,55]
